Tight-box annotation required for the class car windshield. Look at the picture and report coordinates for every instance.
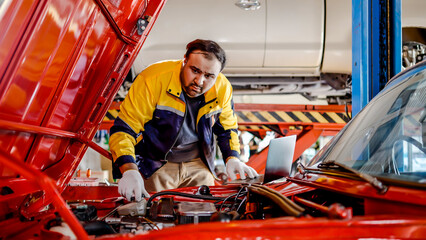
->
[308,66,426,185]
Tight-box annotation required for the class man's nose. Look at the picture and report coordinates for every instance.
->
[194,75,205,87]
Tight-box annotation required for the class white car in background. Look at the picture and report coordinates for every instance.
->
[127,0,426,104]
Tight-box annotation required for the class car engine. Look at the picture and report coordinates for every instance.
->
[48,183,360,237]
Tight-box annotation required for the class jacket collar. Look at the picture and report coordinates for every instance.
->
[204,81,218,104]
[167,60,185,101]
[167,60,218,103]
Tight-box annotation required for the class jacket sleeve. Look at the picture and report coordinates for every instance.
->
[213,78,241,162]
[109,73,157,176]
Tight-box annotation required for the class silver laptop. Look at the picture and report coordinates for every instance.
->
[226,135,296,184]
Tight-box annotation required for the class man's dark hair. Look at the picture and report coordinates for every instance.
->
[185,39,227,71]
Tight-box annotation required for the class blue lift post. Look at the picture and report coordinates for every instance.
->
[352,0,402,116]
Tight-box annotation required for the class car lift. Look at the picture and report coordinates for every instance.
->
[352,0,402,116]
[100,103,351,174]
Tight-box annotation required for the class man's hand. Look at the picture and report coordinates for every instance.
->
[118,170,150,201]
[226,158,259,180]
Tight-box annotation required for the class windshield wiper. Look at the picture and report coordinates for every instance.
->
[317,160,388,194]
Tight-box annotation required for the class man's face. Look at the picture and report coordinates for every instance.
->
[180,51,221,98]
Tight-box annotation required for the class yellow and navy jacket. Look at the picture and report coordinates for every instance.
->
[109,60,240,179]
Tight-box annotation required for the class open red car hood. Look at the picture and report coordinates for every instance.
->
[0,0,165,218]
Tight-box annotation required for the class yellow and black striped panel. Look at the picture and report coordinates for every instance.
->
[236,110,351,124]
[103,109,351,124]
[239,125,271,131]
[103,109,119,122]
[239,125,303,131]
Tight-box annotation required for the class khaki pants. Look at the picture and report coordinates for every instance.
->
[144,158,215,192]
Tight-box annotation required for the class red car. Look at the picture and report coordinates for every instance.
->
[0,0,425,239]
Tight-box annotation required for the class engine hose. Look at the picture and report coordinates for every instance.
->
[248,185,304,217]
[248,187,302,217]
[146,191,225,207]
[252,184,305,212]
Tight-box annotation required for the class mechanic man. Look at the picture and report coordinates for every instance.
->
[109,39,258,201]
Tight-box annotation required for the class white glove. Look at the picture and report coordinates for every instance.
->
[118,170,150,201]
[226,158,259,180]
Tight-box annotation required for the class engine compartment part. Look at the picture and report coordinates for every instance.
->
[149,197,175,221]
[116,199,147,216]
[176,202,217,224]
[70,204,97,222]
[54,184,369,237]
[403,41,426,68]
[247,184,304,217]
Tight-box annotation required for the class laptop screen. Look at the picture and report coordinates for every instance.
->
[225,135,297,185]
[263,135,296,183]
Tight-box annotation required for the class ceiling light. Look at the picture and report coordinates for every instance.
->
[235,0,261,11]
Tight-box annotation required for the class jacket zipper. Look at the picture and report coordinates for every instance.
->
[164,99,187,160]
